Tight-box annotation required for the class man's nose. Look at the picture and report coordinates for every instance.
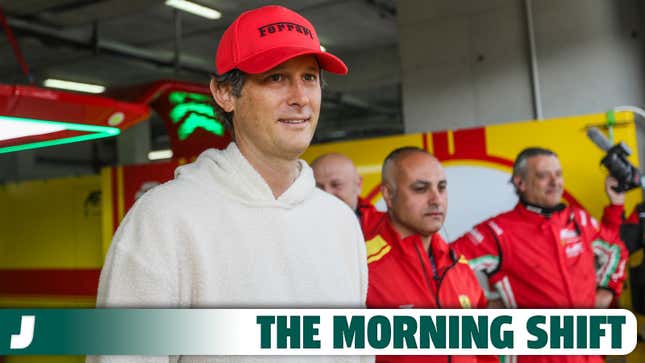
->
[548,175,557,185]
[287,81,310,107]
[428,188,440,204]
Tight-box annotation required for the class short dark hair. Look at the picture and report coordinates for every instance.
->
[512,147,558,181]
[211,69,247,134]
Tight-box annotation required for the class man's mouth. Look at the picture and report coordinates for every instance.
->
[279,117,310,124]
[425,212,444,217]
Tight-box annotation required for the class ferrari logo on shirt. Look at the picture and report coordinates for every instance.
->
[565,242,584,258]
[560,228,579,240]
[559,228,584,257]
[458,295,472,309]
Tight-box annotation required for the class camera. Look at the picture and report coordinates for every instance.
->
[586,127,642,192]
[600,142,642,192]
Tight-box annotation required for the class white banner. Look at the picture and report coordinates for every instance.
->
[194,309,637,355]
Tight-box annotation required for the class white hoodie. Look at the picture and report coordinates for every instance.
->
[90,143,370,363]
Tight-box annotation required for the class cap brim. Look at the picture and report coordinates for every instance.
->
[236,47,348,75]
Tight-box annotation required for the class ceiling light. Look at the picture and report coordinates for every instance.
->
[43,79,105,94]
[148,149,173,160]
[0,116,120,154]
[320,45,326,52]
[0,118,65,140]
[165,0,222,19]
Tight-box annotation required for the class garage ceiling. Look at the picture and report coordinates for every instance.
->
[0,0,402,147]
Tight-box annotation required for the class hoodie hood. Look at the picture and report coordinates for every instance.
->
[174,143,315,208]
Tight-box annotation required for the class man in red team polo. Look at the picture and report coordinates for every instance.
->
[312,153,378,224]
[363,146,495,363]
[452,147,628,363]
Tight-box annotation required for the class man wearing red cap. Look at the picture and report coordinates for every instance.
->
[92,6,369,363]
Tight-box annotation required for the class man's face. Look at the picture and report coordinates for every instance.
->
[384,153,447,238]
[515,155,564,208]
[313,155,362,211]
[222,55,321,160]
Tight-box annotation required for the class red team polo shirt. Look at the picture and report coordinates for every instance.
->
[361,210,495,363]
[452,203,628,363]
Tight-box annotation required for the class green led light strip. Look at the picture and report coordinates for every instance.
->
[168,91,211,104]
[168,91,225,138]
[0,115,121,154]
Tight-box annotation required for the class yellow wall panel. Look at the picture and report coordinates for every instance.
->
[0,175,103,269]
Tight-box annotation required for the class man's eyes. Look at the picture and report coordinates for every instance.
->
[265,74,318,82]
[536,172,561,179]
[411,184,446,193]
[267,74,283,82]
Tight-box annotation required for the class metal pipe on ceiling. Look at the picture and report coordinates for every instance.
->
[7,16,212,74]
[524,0,543,120]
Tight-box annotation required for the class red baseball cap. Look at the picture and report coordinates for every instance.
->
[215,5,348,75]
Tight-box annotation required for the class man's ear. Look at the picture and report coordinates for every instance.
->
[513,175,525,193]
[382,183,394,210]
[210,78,235,113]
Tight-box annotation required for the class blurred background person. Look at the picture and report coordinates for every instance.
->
[312,153,377,225]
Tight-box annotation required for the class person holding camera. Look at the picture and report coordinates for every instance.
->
[452,147,628,363]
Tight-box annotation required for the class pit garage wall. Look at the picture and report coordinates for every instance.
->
[0,175,102,308]
[397,0,645,133]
